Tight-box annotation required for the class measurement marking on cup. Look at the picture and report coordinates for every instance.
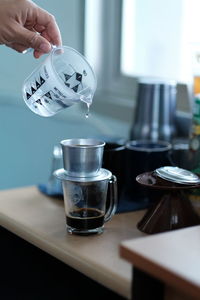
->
[26,92,31,99]
[40,76,45,85]
[25,75,46,100]
[36,99,42,105]
[36,81,41,89]
[54,87,66,98]
[45,91,52,99]
[44,66,49,79]
[31,87,36,94]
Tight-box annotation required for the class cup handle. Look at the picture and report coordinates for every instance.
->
[104,175,118,222]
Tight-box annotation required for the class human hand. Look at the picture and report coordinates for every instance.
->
[0,0,62,58]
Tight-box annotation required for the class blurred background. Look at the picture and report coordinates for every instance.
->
[0,0,198,189]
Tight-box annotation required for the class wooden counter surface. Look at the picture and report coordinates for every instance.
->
[0,186,146,299]
[120,225,200,300]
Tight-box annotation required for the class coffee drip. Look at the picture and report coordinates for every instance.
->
[54,138,117,235]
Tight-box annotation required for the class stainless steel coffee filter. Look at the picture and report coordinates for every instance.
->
[60,138,105,177]
[54,168,112,182]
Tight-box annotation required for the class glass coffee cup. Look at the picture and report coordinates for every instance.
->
[54,168,117,235]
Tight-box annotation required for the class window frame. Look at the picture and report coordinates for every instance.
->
[84,0,137,122]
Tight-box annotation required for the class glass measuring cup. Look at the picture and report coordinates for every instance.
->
[22,46,97,117]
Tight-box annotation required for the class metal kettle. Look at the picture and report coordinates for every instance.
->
[130,78,177,142]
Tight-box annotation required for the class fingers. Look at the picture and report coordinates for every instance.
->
[33,50,43,59]
[6,42,42,59]
[6,42,28,53]
[2,2,62,58]
[33,8,62,47]
[14,25,52,53]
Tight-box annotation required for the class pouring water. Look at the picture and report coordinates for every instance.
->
[79,87,93,118]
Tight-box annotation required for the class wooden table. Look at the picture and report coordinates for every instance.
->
[120,225,200,300]
[0,186,146,299]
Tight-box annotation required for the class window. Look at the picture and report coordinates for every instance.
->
[85,0,200,120]
[121,0,184,80]
[121,0,200,82]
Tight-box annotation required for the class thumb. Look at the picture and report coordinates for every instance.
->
[15,26,51,53]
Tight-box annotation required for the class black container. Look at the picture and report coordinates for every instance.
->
[124,140,173,203]
[130,79,177,142]
[102,141,126,200]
